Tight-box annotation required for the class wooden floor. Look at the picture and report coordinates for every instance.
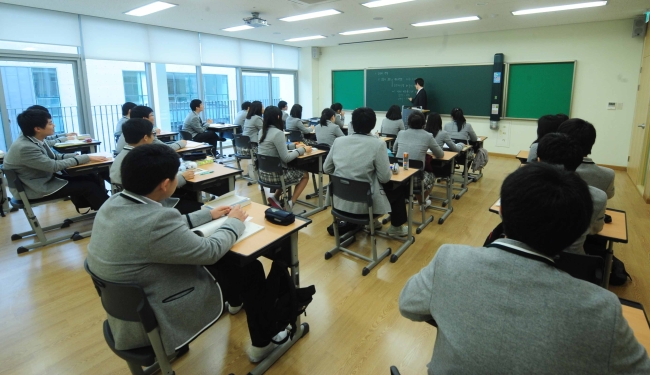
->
[1,155,649,375]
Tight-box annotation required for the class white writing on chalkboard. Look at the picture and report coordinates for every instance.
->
[368,70,417,104]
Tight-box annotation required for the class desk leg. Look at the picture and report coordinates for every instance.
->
[436,158,455,224]
[229,176,235,192]
[390,175,415,263]
[1,175,10,215]
[453,151,469,199]
[249,231,309,375]
[90,145,97,154]
[299,155,325,218]
[603,240,614,288]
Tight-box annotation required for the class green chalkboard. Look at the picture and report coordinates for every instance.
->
[332,70,365,110]
[366,65,494,116]
[506,62,575,119]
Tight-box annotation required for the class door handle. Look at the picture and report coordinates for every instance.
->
[639,123,646,129]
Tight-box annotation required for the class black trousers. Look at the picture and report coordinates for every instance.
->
[47,174,109,211]
[383,183,408,227]
[206,256,274,347]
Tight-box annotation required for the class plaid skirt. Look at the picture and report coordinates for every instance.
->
[258,168,304,186]
[413,170,435,191]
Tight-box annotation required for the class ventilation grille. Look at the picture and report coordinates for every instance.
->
[339,37,408,45]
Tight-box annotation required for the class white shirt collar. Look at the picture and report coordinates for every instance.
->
[492,238,555,263]
[122,191,162,206]
[416,88,422,94]
[27,135,45,146]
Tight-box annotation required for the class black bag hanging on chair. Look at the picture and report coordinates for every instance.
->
[327,220,360,236]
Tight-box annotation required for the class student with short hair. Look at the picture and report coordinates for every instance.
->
[408,78,428,109]
[537,133,606,254]
[558,118,615,198]
[425,112,461,152]
[330,103,346,128]
[257,106,311,210]
[314,108,345,146]
[26,105,77,146]
[393,111,444,205]
[234,101,251,127]
[399,162,650,374]
[323,107,409,237]
[443,107,477,143]
[380,105,405,136]
[3,109,109,211]
[114,102,137,138]
[115,106,186,153]
[286,104,317,146]
[278,100,289,122]
[110,118,201,214]
[183,99,223,154]
[527,114,567,162]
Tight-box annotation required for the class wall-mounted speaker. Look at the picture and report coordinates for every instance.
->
[311,47,321,59]
[633,15,647,38]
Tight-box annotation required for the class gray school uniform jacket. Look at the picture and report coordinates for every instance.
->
[114,116,129,137]
[233,110,247,126]
[86,191,245,355]
[282,111,289,122]
[393,129,444,163]
[527,142,539,163]
[243,115,263,143]
[565,186,607,254]
[577,157,615,199]
[286,116,312,135]
[115,134,184,155]
[110,146,186,188]
[434,130,461,152]
[443,122,478,143]
[183,111,208,137]
[323,133,391,215]
[380,118,405,136]
[3,134,90,199]
[257,127,305,168]
[315,121,345,146]
[399,238,650,375]
[334,113,345,128]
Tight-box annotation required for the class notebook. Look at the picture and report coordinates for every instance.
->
[192,216,263,243]
[204,191,251,209]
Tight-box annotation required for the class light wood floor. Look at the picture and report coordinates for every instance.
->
[1,155,648,375]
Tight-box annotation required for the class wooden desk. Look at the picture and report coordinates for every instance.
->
[176,140,212,155]
[65,153,113,177]
[620,299,650,353]
[228,201,312,374]
[157,131,178,143]
[428,151,459,224]
[489,198,500,214]
[598,209,628,287]
[290,149,328,217]
[53,140,101,154]
[380,136,395,144]
[516,150,529,164]
[183,163,242,202]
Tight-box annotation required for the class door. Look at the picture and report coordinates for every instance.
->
[627,56,650,188]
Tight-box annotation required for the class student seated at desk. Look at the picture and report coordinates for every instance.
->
[380,105,405,136]
[399,162,650,374]
[278,100,289,122]
[243,101,264,146]
[183,99,225,155]
[110,118,202,215]
[324,107,409,237]
[526,113,568,163]
[3,109,109,211]
[558,118,615,199]
[233,101,251,129]
[393,111,444,206]
[537,133,606,254]
[26,105,77,147]
[87,144,289,363]
[257,106,311,210]
[330,102,346,129]
[113,101,137,139]
[443,107,477,143]
[116,106,186,154]
[315,108,345,146]
[425,112,462,152]
[286,104,317,146]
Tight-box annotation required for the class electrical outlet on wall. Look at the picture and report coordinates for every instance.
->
[496,121,510,147]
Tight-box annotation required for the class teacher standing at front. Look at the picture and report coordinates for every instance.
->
[408,78,428,110]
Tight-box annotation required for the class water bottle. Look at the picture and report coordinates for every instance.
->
[403,152,409,170]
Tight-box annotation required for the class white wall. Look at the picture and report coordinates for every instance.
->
[310,19,643,167]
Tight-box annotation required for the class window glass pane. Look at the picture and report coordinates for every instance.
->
[152,64,198,131]
[242,71,270,108]
[271,73,295,112]
[0,114,7,152]
[202,66,237,124]
[86,59,147,152]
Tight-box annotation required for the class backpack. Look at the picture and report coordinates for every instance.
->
[609,256,632,286]
[261,261,316,342]
[472,147,488,173]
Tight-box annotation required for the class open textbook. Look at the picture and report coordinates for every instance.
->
[204,191,251,209]
[192,215,263,244]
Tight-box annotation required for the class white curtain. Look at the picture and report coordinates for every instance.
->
[0,3,80,47]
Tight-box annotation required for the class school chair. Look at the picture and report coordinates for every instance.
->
[305,143,330,201]
[179,131,193,141]
[1,167,94,254]
[233,134,256,186]
[84,260,186,375]
[288,130,304,143]
[257,154,303,212]
[556,251,605,287]
[429,158,456,225]
[387,157,433,234]
[325,175,391,276]
[379,133,397,149]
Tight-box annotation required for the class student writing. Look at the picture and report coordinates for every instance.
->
[314,108,345,146]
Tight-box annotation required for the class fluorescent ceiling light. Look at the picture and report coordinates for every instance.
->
[340,27,392,35]
[412,16,480,27]
[125,1,176,16]
[279,9,341,22]
[285,35,326,42]
[362,0,415,8]
[222,25,254,32]
[512,1,607,15]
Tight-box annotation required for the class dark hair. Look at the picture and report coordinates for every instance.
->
[351,107,376,135]
[190,99,202,111]
[259,106,283,143]
[414,78,424,87]
[330,103,343,113]
[122,102,137,116]
[425,112,443,137]
[451,107,466,132]
[27,105,49,114]
[386,105,402,121]
[278,100,288,110]
[557,118,596,156]
[533,114,564,144]
[247,101,263,119]
[122,118,154,145]
[320,108,336,126]
[290,104,303,119]
[500,162,592,256]
[121,144,180,196]
[130,106,154,120]
[408,111,425,129]
[241,101,252,111]
[556,113,569,123]
[537,133,583,171]
[17,109,50,136]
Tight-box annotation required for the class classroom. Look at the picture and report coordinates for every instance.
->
[1,0,650,374]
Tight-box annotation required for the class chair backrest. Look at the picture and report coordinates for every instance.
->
[309,117,319,126]
[234,134,252,149]
[315,143,331,151]
[556,251,605,285]
[1,167,24,192]
[288,130,303,142]
[379,133,397,138]
[257,154,283,174]
[389,157,424,171]
[84,260,158,333]
[179,131,193,141]
[329,175,372,208]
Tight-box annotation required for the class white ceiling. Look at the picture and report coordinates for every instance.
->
[3,0,650,47]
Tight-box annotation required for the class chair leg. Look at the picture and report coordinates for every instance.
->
[126,362,146,375]
[259,184,268,205]
[147,327,174,375]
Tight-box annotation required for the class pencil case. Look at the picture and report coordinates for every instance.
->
[264,207,295,226]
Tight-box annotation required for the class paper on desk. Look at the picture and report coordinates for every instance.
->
[57,140,85,146]
[193,216,263,243]
[495,198,501,207]
[204,191,251,209]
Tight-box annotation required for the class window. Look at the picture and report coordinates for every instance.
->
[202,66,237,124]
[151,64,198,131]
[122,71,148,104]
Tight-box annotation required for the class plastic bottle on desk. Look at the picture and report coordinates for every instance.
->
[403,152,409,170]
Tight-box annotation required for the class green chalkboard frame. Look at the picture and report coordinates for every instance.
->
[332,70,365,110]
